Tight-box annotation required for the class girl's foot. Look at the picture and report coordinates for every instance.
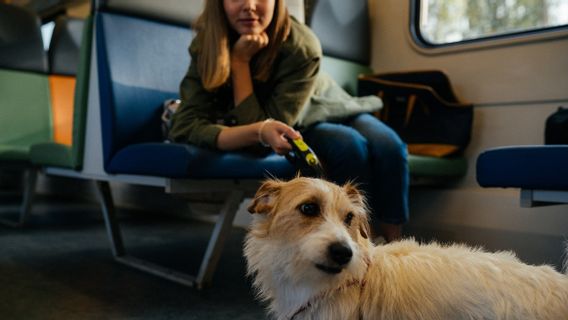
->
[379,222,402,243]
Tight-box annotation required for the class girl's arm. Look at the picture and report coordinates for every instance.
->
[171,41,302,154]
[217,119,300,155]
[230,33,268,106]
[227,23,322,129]
[217,32,301,154]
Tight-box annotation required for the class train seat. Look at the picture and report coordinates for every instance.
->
[309,0,468,184]
[0,3,52,226]
[95,7,294,179]
[477,145,568,206]
[0,4,52,162]
[30,16,92,169]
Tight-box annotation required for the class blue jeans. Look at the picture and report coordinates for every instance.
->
[301,113,409,226]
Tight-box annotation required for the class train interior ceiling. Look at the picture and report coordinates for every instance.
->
[1,0,567,318]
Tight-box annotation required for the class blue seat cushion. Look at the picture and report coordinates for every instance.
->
[107,143,297,179]
[476,145,568,190]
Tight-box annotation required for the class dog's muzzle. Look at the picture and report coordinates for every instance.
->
[316,242,353,274]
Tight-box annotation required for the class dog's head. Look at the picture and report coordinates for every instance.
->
[245,177,372,293]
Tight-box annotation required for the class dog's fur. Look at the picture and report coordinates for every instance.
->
[244,177,568,320]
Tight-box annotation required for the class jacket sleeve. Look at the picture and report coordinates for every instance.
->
[229,50,320,126]
[168,48,227,149]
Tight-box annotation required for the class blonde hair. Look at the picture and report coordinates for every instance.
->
[194,0,291,91]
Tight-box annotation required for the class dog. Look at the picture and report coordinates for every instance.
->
[244,177,568,320]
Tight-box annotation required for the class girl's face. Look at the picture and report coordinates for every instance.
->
[223,0,275,35]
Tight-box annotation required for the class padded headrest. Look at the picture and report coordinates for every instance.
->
[308,0,370,65]
[96,0,205,26]
[0,3,48,73]
[49,17,85,76]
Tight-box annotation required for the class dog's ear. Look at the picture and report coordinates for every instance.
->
[359,217,371,240]
[343,181,366,207]
[343,182,370,239]
[248,179,282,214]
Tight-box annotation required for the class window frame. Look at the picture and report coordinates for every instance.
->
[409,0,568,54]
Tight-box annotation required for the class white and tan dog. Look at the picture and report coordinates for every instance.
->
[244,177,568,320]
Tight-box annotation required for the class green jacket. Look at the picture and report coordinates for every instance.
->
[169,18,381,149]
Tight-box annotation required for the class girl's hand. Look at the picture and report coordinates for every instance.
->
[232,32,269,63]
[259,120,301,155]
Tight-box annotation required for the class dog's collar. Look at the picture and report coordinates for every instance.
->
[288,278,367,320]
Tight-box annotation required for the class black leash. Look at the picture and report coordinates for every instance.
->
[285,136,326,178]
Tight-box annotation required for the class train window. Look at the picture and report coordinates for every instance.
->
[415,0,568,46]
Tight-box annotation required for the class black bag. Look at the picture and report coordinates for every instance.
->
[358,70,473,157]
[545,106,568,145]
[161,98,180,142]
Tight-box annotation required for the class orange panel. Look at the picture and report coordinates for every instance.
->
[49,75,76,146]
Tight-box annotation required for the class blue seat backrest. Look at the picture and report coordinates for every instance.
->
[0,3,48,73]
[307,0,371,95]
[308,0,370,65]
[96,10,192,168]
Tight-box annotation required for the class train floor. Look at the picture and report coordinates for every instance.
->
[0,193,267,320]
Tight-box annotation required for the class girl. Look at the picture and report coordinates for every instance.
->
[169,0,408,242]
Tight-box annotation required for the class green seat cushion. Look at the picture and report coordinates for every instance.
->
[0,69,52,162]
[408,154,468,177]
[0,145,30,162]
[30,142,74,168]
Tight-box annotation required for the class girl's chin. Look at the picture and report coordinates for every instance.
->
[239,31,262,35]
[236,26,264,35]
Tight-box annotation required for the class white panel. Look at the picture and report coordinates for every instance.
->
[81,29,107,177]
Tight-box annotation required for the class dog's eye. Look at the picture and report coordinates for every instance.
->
[299,202,320,217]
[344,212,354,226]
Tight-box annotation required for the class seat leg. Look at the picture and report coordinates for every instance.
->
[196,189,244,289]
[0,168,37,227]
[94,180,125,256]
[94,180,244,289]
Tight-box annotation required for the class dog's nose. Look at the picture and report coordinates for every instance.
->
[328,242,352,266]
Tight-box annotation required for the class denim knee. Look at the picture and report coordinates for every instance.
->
[372,133,407,169]
[349,113,407,165]
[302,123,370,185]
